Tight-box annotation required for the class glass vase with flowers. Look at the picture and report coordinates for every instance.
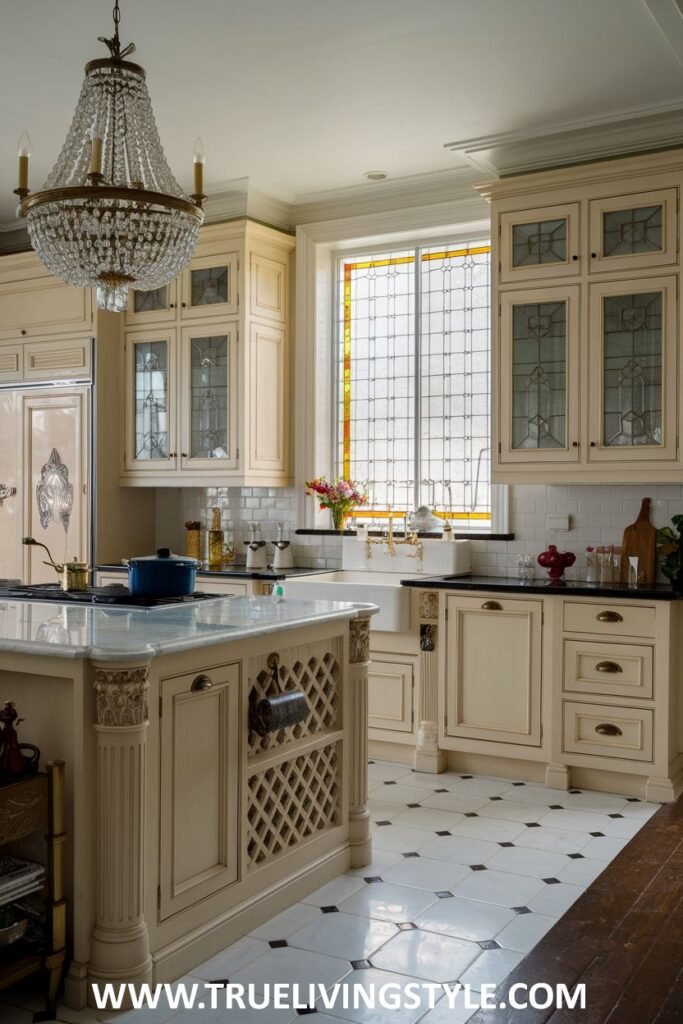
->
[305,477,367,531]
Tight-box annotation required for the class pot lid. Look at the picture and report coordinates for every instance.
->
[128,547,199,565]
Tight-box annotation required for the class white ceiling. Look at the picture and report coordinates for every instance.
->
[1,0,683,225]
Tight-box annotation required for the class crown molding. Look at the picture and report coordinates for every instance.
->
[291,166,480,224]
[444,97,683,176]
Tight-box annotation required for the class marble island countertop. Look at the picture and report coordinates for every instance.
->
[0,595,376,661]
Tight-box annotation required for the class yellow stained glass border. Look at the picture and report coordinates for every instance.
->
[342,244,492,520]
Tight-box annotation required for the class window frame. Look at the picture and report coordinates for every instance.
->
[330,230,505,532]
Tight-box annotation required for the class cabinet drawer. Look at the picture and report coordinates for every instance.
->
[23,338,92,381]
[563,601,655,639]
[0,344,22,381]
[563,640,653,699]
[563,701,653,762]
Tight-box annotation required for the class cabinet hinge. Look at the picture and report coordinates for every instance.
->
[157,885,161,910]
[498,441,502,455]
[158,696,163,718]
[236,447,240,460]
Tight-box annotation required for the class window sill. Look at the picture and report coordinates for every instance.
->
[295,529,515,541]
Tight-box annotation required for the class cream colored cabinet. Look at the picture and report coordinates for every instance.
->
[586,276,677,463]
[121,220,293,487]
[588,189,677,274]
[482,151,683,483]
[0,252,93,340]
[368,654,415,735]
[499,203,581,284]
[442,594,543,748]
[158,662,240,920]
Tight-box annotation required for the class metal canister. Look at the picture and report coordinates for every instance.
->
[62,559,89,592]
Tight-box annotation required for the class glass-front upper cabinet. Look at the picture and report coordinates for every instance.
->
[588,277,677,462]
[588,189,677,273]
[499,204,580,284]
[499,286,580,464]
[179,325,238,470]
[124,329,177,472]
[126,280,178,326]
[180,253,239,320]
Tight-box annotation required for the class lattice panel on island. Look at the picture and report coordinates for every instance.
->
[246,742,341,870]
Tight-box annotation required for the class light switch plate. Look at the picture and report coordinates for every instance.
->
[547,513,571,531]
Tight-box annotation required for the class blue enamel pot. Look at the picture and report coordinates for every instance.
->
[127,548,199,597]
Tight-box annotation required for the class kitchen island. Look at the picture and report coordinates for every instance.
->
[0,595,375,1008]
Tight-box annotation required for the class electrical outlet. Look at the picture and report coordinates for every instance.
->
[547,513,571,531]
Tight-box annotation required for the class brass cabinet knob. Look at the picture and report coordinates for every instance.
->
[595,722,623,737]
[595,660,622,673]
[596,610,622,623]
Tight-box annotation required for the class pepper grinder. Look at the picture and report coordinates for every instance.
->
[245,522,268,570]
[271,522,294,570]
[208,507,224,570]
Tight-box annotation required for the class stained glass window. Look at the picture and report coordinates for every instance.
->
[336,242,491,525]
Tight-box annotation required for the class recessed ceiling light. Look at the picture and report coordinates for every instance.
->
[363,170,387,181]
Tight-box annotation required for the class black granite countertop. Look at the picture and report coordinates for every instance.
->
[96,564,326,581]
[400,574,682,600]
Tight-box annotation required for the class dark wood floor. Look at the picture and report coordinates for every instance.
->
[468,794,683,1023]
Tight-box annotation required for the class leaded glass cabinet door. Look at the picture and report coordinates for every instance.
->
[498,286,580,464]
[180,252,239,320]
[588,277,677,463]
[588,189,677,273]
[499,204,580,284]
[124,329,177,472]
[126,279,178,326]
[179,324,238,471]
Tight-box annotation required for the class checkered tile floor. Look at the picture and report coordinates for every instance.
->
[1,760,658,1024]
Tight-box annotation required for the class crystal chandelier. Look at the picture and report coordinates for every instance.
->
[14,1,205,312]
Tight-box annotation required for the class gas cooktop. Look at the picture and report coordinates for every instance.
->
[0,584,221,608]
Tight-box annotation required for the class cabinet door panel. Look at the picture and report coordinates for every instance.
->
[179,324,238,472]
[21,388,90,583]
[250,253,287,324]
[126,280,178,326]
[247,324,288,473]
[444,595,542,746]
[368,656,414,733]
[587,277,677,462]
[589,189,677,273]
[499,204,580,283]
[159,663,240,919]
[180,253,239,320]
[499,286,580,463]
[0,273,92,339]
[124,329,177,473]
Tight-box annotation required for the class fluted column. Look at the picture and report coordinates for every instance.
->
[414,591,446,773]
[348,615,372,868]
[87,661,152,1005]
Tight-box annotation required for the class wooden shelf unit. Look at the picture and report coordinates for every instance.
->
[0,760,66,1017]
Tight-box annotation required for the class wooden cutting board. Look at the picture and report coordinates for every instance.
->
[619,497,656,584]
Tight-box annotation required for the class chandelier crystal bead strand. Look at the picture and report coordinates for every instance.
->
[14,1,206,312]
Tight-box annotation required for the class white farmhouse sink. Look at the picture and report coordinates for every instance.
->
[284,571,422,632]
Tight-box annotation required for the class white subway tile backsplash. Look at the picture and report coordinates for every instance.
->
[153,482,683,579]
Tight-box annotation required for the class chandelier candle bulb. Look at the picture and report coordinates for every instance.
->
[193,137,205,196]
[17,132,30,192]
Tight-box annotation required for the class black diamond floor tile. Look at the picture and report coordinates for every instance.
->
[376,820,392,827]
[364,876,383,883]
[402,851,420,858]
[435,830,451,837]
[469,864,487,871]
[320,906,339,913]
[398,922,417,931]
[568,853,584,859]
[543,877,561,885]
[436,891,453,898]
[498,842,515,848]
[478,939,500,950]
[512,906,532,914]
[269,939,288,948]
[351,959,372,970]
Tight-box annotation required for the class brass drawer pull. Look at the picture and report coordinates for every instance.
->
[595,660,623,674]
[596,610,623,623]
[481,600,503,610]
[595,722,623,737]
[191,674,213,691]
